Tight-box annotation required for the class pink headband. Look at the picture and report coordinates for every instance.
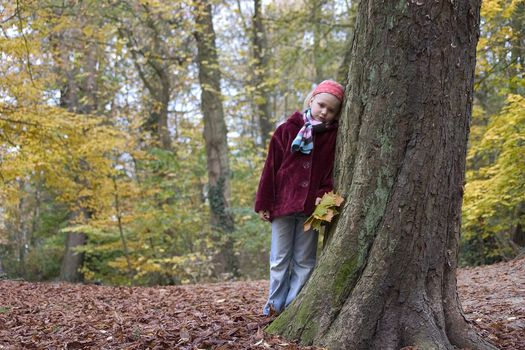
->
[312,80,345,102]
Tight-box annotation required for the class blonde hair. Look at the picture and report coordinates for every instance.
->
[303,90,314,110]
[303,90,343,120]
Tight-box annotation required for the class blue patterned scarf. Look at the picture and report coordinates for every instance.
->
[291,109,323,154]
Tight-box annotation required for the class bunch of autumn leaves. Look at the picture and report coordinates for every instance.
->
[304,191,344,232]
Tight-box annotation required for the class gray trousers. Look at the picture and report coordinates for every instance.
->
[263,214,318,315]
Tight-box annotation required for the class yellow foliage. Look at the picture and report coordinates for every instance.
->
[463,95,525,240]
[481,0,503,19]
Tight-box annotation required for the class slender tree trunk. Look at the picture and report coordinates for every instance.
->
[59,169,92,282]
[112,176,133,277]
[137,21,172,152]
[60,229,87,282]
[336,0,358,86]
[193,0,238,277]
[144,81,172,150]
[267,1,496,349]
[54,24,98,283]
[57,29,79,113]
[336,34,353,86]
[126,38,172,151]
[311,0,327,82]
[118,3,174,151]
[252,0,273,147]
[141,4,173,150]
[57,36,87,282]
[80,41,99,114]
[158,86,172,150]
[60,209,89,282]
[15,180,28,276]
[0,259,5,278]
[30,180,41,247]
[509,2,524,95]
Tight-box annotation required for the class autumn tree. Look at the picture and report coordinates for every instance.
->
[267,1,497,349]
[46,4,116,282]
[112,1,194,150]
[461,0,525,264]
[0,1,128,283]
[193,0,238,276]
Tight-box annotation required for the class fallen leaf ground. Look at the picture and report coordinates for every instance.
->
[457,257,524,350]
[0,257,523,349]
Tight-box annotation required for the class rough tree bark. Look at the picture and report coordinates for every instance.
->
[267,1,496,349]
[193,0,238,276]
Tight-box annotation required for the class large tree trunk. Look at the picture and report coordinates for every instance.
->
[193,0,238,277]
[267,1,496,349]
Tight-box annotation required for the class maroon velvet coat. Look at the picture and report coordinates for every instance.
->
[255,111,338,220]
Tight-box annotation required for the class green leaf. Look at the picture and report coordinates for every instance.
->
[304,191,344,232]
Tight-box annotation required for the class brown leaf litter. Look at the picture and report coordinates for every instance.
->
[0,257,523,349]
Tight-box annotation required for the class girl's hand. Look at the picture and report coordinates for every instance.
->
[259,210,270,221]
[315,197,322,205]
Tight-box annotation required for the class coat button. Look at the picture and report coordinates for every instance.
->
[300,181,309,188]
[303,162,310,169]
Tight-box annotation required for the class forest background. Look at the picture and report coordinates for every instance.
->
[0,0,523,286]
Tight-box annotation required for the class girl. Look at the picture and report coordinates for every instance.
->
[255,80,344,315]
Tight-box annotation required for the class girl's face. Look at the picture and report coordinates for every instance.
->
[309,93,341,123]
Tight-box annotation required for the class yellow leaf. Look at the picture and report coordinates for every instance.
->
[304,192,344,232]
